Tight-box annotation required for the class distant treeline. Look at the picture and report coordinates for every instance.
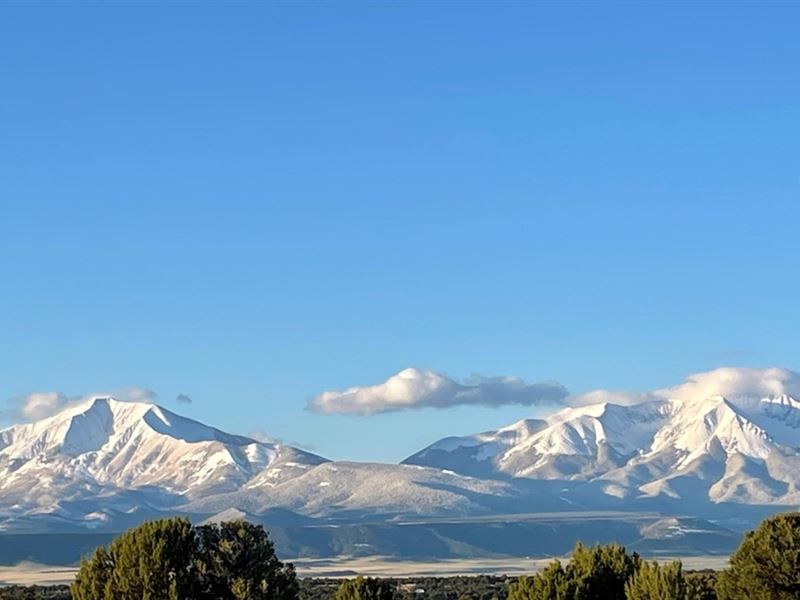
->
[0,587,70,600]
[301,575,514,600]
[0,572,718,600]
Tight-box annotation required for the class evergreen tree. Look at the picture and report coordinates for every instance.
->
[334,576,394,600]
[566,542,640,600]
[508,561,569,600]
[685,571,717,600]
[71,517,297,600]
[508,543,639,600]
[717,512,800,600]
[625,560,686,600]
[106,517,196,600]
[71,547,113,600]
[72,518,195,600]
[195,519,298,600]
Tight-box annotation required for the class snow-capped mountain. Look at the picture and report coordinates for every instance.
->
[405,382,800,506]
[3,368,800,543]
[185,461,553,520]
[0,396,326,529]
[404,401,677,480]
[0,396,561,532]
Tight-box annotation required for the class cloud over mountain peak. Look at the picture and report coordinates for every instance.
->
[568,367,800,408]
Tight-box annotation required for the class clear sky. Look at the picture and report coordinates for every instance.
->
[1,2,798,462]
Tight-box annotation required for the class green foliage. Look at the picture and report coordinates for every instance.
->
[0,572,718,600]
[72,517,196,600]
[334,576,394,600]
[300,576,511,600]
[107,517,195,600]
[0,587,70,600]
[685,571,717,600]
[625,560,685,600]
[508,562,569,600]
[70,517,296,600]
[71,546,113,600]
[567,542,640,600]
[717,512,800,600]
[509,543,640,600]
[195,520,298,600]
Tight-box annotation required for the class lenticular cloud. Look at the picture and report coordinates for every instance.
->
[308,367,569,415]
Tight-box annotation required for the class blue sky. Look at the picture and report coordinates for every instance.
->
[1,2,798,461]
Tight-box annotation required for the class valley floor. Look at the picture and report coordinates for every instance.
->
[0,555,732,587]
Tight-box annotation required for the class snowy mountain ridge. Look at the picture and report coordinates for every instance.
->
[2,367,800,535]
[405,378,800,505]
[0,396,327,529]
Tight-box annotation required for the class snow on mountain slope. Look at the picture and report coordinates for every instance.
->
[186,461,563,520]
[0,398,556,532]
[399,418,548,477]
[0,397,327,526]
[406,368,800,505]
[3,367,800,536]
[404,401,676,480]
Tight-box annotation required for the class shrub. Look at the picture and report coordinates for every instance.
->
[685,570,717,600]
[334,576,394,600]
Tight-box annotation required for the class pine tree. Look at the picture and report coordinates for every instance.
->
[717,512,800,600]
[334,576,394,600]
[71,547,113,600]
[685,571,717,600]
[194,519,298,600]
[508,543,639,600]
[566,542,640,600]
[625,560,686,600]
[508,561,569,600]
[104,517,197,600]
[72,518,196,600]
[71,517,298,600]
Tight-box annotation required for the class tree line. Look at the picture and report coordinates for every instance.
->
[506,512,800,599]
[3,512,800,599]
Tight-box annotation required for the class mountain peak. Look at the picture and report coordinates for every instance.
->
[407,377,800,505]
[0,397,328,523]
[25,395,261,449]
[3,367,800,537]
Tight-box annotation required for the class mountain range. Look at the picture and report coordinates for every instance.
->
[405,391,800,505]
[1,367,798,561]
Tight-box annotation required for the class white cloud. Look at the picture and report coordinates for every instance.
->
[567,367,800,408]
[655,367,800,402]
[248,430,279,443]
[113,388,158,403]
[9,391,71,422]
[3,387,160,423]
[248,429,317,451]
[567,388,650,407]
[309,368,569,416]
